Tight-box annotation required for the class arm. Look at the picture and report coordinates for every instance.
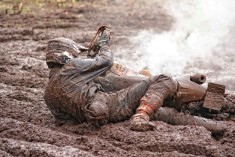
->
[71,26,113,73]
[70,44,113,73]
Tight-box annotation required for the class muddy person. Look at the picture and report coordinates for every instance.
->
[44,26,177,131]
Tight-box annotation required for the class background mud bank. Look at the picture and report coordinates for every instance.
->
[0,0,234,156]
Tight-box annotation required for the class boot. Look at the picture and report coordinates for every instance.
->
[130,95,161,131]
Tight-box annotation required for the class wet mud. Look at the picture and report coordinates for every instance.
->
[0,1,234,156]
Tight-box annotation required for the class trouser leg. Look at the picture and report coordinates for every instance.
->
[108,79,152,122]
[85,78,152,126]
[136,75,177,119]
[85,75,177,128]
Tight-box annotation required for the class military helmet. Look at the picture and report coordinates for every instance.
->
[46,37,87,68]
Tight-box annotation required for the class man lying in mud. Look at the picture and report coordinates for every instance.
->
[44,26,178,131]
[44,26,235,132]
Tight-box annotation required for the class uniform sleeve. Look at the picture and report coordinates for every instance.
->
[70,45,113,73]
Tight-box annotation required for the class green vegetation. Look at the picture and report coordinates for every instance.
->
[0,0,85,15]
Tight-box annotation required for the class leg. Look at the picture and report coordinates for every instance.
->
[84,78,152,126]
[94,73,146,92]
[130,75,177,131]
[154,107,226,134]
[108,78,152,122]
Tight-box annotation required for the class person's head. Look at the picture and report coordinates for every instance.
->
[46,37,87,69]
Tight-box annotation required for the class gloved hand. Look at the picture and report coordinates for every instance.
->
[88,26,112,57]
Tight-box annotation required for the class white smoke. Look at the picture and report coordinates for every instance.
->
[127,0,235,79]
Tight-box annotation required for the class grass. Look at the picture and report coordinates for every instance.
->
[0,0,83,15]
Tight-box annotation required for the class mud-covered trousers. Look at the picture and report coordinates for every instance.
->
[84,75,177,126]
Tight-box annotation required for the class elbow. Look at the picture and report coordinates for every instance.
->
[107,58,114,67]
[107,51,114,66]
[97,53,113,67]
[102,56,113,67]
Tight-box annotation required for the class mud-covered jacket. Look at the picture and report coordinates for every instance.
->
[44,45,113,122]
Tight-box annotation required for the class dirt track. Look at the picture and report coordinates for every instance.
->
[0,1,235,156]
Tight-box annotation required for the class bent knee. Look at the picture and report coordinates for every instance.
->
[150,75,177,98]
[85,97,109,127]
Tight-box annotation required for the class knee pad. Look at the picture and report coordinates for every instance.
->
[85,93,109,127]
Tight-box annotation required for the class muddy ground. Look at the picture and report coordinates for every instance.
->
[0,1,234,156]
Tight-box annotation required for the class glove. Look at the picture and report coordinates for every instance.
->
[88,26,112,57]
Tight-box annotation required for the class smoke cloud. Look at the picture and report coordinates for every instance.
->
[132,0,235,75]
[116,0,235,90]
